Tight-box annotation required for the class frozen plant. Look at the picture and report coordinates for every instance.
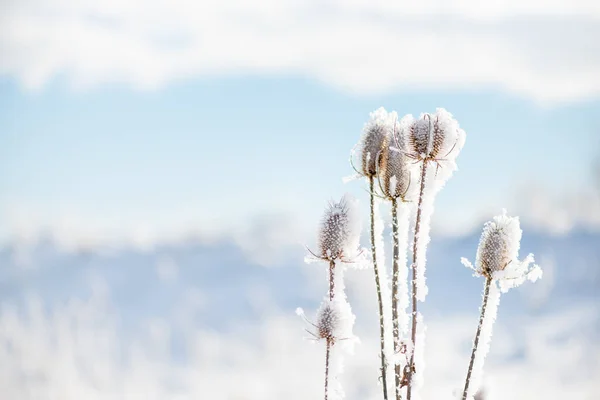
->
[298,107,542,400]
[349,107,396,400]
[300,195,361,400]
[460,210,543,400]
[399,109,466,399]
[377,120,415,400]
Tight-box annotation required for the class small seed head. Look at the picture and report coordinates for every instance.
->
[316,302,339,342]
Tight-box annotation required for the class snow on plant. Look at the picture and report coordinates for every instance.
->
[378,121,416,400]
[298,108,541,400]
[399,108,466,400]
[460,210,542,400]
[348,106,397,400]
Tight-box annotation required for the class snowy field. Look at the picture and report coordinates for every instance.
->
[0,226,598,399]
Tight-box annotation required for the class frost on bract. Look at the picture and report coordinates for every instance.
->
[316,195,361,263]
[461,209,543,292]
[356,107,395,177]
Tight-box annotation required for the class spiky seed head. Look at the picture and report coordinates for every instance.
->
[475,210,522,278]
[317,195,360,261]
[379,133,412,200]
[404,108,466,164]
[358,107,394,177]
[316,302,339,342]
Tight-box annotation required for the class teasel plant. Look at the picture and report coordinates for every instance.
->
[460,210,543,400]
[377,122,416,400]
[299,195,362,400]
[348,107,395,400]
[399,109,466,399]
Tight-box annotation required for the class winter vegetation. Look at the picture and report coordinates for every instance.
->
[299,108,543,400]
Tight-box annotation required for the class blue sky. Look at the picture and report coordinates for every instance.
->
[2,0,600,245]
[1,76,599,244]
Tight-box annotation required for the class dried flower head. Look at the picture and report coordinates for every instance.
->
[402,108,466,168]
[316,302,339,342]
[355,107,394,177]
[462,210,543,291]
[297,299,356,345]
[378,132,412,201]
[316,194,361,262]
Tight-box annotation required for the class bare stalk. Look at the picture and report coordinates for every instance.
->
[329,259,335,300]
[462,277,492,400]
[406,161,428,400]
[391,198,402,400]
[324,260,336,399]
[324,339,331,400]
[370,176,389,400]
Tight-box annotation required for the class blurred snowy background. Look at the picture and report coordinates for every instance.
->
[1,1,600,399]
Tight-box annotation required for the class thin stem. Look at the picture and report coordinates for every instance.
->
[391,198,402,400]
[462,277,492,400]
[406,160,428,400]
[329,259,335,300]
[370,176,389,400]
[324,339,331,400]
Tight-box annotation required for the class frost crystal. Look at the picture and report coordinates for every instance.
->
[356,107,395,177]
[461,209,543,291]
[317,195,361,262]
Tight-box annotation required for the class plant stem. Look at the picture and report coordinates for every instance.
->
[370,176,389,400]
[406,161,428,400]
[329,259,335,300]
[391,198,402,400]
[462,277,492,400]
[324,339,331,400]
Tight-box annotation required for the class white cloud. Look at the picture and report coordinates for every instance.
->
[1,0,599,104]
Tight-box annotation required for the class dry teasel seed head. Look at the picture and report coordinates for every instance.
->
[316,301,340,342]
[462,210,543,291]
[296,299,356,345]
[315,194,361,262]
[378,131,413,201]
[354,107,395,177]
[402,108,466,169]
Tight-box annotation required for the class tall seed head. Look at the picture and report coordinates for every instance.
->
[317,195,360,261]
[358,107,394,177]
[379,131,412,200]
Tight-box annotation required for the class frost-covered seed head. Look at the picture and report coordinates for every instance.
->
[318,195,360,261]
[405,108,466,163]
[358,107,393,177]
[476,211,522,278]
[317,302,339,342]
[379,134,411,200]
